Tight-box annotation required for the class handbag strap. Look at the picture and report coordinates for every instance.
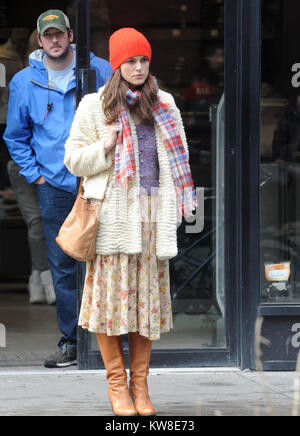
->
[78,177,84,194]
[100,161,115,203]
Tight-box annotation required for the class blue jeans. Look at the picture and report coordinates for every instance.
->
[36,182,77,348]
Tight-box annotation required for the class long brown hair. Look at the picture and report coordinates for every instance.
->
[102,69,158,125]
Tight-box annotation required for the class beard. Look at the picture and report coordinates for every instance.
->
[45,45,71,62]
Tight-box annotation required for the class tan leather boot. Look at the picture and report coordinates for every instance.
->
[96,334,137,416]
[129,332,156,416]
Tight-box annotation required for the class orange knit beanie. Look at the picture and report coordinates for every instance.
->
[109,28,152,72]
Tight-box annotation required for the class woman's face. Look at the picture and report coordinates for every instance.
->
[120,56,150,88]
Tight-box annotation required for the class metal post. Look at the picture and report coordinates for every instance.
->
[76,0,90,370]
[76,0,91,106]
[225,0,261,370]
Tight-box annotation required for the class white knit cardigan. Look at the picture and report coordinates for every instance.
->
[64,87,190,260]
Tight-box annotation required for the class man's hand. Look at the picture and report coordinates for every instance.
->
[34,176,46,185]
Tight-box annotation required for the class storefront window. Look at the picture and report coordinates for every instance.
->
[261,0,300,303]
[89,0,226,351]
[0,0,75,365]
[0,0,227,367]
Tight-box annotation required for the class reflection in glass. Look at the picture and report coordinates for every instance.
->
[261,0,300,303]
[261,98,300,303]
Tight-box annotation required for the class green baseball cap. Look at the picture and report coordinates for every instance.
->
[37,9,70,36]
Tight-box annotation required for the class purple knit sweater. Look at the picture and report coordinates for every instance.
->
[136,122,160,194]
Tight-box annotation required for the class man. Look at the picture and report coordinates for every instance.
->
[3,10,113,368]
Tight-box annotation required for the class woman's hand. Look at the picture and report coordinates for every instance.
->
[104,122,121,155]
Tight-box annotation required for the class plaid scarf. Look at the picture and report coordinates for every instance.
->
[114,88,197,218]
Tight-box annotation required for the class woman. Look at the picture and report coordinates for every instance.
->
[65,28,197,416]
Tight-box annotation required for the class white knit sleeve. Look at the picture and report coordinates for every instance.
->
[64,94,113,177]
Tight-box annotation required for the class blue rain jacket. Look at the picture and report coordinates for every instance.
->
[3,46,113,195]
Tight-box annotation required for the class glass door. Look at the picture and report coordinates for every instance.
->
[77,0,238,369]
[259,0,300,370]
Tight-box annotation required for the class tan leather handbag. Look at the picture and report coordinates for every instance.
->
[56,167,113,262]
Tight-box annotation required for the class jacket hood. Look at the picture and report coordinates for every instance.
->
[29,44,96,68]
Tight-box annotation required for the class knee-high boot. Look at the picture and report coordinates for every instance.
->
[129,332,156,416]
[96,334,137,416]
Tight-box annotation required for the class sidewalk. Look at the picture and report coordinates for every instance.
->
[0,367,298,416]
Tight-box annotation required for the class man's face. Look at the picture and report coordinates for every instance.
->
[38,28,73,60]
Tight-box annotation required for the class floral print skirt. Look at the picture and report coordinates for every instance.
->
[78,195,173,341]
